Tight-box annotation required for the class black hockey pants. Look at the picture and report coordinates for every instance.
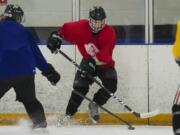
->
[0,75,47,128]
[66,61,117,116]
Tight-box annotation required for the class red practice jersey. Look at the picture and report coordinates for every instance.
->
[59,19,116,68]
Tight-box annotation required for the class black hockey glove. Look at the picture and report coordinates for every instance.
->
[42,63,60,85]
[47,31,63,53]
[81,58,96,77]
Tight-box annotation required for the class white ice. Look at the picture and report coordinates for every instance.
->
[0,124,172,135]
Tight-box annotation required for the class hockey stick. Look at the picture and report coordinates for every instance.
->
[58,50,159,118]
[63,84,135,130]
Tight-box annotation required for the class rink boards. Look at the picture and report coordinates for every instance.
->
[0,45,177,125]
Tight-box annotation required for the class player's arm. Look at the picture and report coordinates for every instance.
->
[95,28,116,65]
[27,29,49,71]
[27,30,60,85]
[47,22,77,54]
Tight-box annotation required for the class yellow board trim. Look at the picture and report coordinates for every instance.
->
[0,113,172,126]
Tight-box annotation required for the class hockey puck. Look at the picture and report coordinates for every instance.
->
[128,126,135,130]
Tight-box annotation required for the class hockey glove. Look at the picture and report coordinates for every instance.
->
[81,58,96,77]
[47,31,63,53]
[42,63,60,85]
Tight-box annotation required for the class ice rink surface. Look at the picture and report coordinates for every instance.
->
[0,125,172,135]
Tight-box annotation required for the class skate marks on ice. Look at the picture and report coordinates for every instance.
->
[0,125,172,135]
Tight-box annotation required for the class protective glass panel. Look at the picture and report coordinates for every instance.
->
[0,0,73,44]
[153,0,180,44]
[80,0,145,44]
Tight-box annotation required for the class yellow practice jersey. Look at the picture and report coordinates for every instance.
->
[173,21,180,58]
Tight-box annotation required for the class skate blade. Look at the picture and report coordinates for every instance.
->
[31,128,49,134]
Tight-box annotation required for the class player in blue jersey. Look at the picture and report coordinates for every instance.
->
[0,4,60,132]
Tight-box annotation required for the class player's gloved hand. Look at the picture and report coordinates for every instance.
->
[42,63,60,85]
[175,58,180,67]
[81,58,96,77]
[47,31,63,53]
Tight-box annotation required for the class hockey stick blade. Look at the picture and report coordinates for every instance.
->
[137,109,159,118]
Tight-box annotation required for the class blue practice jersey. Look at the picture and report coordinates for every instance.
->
[0,19,48,80]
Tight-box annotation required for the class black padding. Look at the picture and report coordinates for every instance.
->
[66,87,89,116]
[73,70,93,89]
[98,67,117,80]
[13,76,36,102]
[172,104,180,133]
[93,79,117,105]
[23,98,47,128]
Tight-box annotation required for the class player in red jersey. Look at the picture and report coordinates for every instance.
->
[47,6,117,124]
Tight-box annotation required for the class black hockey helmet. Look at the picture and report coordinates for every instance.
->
[89,6,106,20]
[4,4,24,23]
[89,6,106,33]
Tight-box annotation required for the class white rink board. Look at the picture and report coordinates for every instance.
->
[0,45,179,114]
[149,45,180,113]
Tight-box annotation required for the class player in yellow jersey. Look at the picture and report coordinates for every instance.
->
[172,21,180,135]
[173,21,180,61]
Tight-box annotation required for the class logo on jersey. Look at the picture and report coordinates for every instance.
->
[84,43,99,56]
[33,69,36,73]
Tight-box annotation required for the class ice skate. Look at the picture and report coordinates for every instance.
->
[88,102,100,123]
[32,127,49,134]
[31,122,49,134]
[57,115,71,126]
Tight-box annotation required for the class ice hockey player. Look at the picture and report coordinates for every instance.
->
[0,4,60,132]
[47,6,118,124]
[172,20,180,135]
